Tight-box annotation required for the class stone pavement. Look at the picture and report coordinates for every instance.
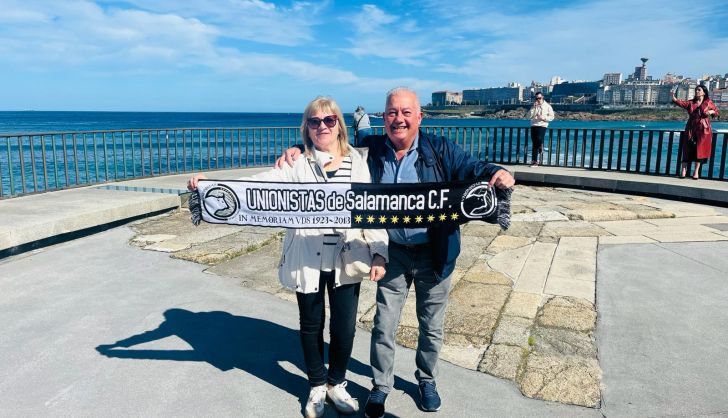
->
[127,181,728,409]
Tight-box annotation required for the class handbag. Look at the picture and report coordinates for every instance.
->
[340,231,372,280]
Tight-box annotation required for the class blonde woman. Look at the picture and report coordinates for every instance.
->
[188,97,387,418]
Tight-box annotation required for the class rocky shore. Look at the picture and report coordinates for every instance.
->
[425,107,688,122]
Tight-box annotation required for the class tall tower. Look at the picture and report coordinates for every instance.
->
[634,58,648,81]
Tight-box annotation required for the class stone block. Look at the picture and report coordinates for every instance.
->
[519,353,602,408]
[500,222,544,238]
[547,237,597,283]
[478,344,525,381]
[439,344,486,370]
[492,316,533,348]
[487,245,533,280]
[503,292,542,319]
[514,242,556,294]
[462,262,512,285]
[536,296,596,332]
[532,327,597,358]
[444,281,511,345]
[486,235,535,253]
[540,221,610,237]
[461,221,502,237]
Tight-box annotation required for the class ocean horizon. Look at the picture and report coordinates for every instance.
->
[2,110,727,135]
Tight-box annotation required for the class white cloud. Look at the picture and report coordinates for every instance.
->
[343,4,436,66]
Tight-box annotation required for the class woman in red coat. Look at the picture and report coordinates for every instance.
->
[672,84,719,180]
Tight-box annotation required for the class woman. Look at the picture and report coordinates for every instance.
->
[188,97,388,418]
[672,85,719,180]
[526,92,554,167]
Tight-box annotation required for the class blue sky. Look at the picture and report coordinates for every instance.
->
[1,0,727,112]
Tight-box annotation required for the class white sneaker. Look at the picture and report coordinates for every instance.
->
[305,385,327,418]
[327,381,359,415]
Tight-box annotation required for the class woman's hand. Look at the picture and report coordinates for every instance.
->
[369,254,387,281]
[187,173,208,191]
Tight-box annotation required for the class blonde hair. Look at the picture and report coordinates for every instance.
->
[301,96,350,156]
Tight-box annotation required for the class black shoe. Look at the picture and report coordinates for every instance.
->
[364,388,388,418]
[419,381,441,412]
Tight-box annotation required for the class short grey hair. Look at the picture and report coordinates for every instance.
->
[385,87,421,112]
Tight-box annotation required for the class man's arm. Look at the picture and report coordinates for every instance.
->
[274,144,305,168]
[443,137,515,189]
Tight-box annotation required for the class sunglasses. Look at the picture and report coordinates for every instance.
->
[306,115,338,129]
[535,96,543,100]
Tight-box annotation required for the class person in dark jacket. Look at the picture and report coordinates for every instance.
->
[277,87,514,417]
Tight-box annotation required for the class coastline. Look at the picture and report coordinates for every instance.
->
[421,107,693,122]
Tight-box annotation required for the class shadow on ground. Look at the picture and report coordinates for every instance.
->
[96,309,418,417]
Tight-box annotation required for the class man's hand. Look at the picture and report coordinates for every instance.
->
[370,254,387,281]
[274,147,302,169]
[489,169,515,189]
[187,173,208,191]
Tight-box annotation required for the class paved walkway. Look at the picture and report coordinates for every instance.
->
[1,166,728,416]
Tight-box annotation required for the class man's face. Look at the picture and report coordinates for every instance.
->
[384,91,422,149]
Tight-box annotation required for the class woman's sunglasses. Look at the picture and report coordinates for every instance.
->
[307,115,338,129]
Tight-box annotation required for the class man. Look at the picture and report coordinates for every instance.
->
[353,105,372,145]
[525,92,554,167]
[280,88,514,416]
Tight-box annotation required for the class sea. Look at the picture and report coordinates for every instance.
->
[3,110,728,134]
[1,111,727,196]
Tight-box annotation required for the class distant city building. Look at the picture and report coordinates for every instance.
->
[602,73,622,86]
[550,81,600,104]
[525,81,548,101]
[431,91,463,106]
[427,58,727,109]
[462,86,524,105]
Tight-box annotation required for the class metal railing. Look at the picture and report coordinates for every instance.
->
[1,126,727,198]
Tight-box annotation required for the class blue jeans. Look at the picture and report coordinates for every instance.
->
[370,243,452,393]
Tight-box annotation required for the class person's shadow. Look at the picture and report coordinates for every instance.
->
[96,308,417,417]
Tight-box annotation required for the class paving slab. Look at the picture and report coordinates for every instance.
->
[513,242,556,294]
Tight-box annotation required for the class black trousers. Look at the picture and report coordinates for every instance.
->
[296,271,361,387]
[530,126,547,162]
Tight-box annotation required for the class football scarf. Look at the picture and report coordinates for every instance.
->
[189,179,512,230]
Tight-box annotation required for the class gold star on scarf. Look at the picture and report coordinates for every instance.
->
[354,215,363,223]
[450,213,459,220]
[379,215,388,224]
[403,216,411,224]
[427,214,435,222]
[438,213,447,221]
[391,215,399,224]
[415,215,423,223]
[367,215,375,223]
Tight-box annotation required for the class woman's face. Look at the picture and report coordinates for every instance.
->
[696,87,705,98]
[306,110,340,153]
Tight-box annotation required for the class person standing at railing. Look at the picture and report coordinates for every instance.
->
[353,105,372,146]
[672,84,719,180]
[525,92,555,167]
[188,96,388,418]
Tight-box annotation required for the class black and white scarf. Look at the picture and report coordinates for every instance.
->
[189,179,512,230]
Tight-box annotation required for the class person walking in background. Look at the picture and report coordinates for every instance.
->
[672,84,719,180]
[353,105,372,145]
[189,97,388,418]
[277,88,515,417]
[526,92,554,167]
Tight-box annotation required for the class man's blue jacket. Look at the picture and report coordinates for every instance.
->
[359,130,504,280]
